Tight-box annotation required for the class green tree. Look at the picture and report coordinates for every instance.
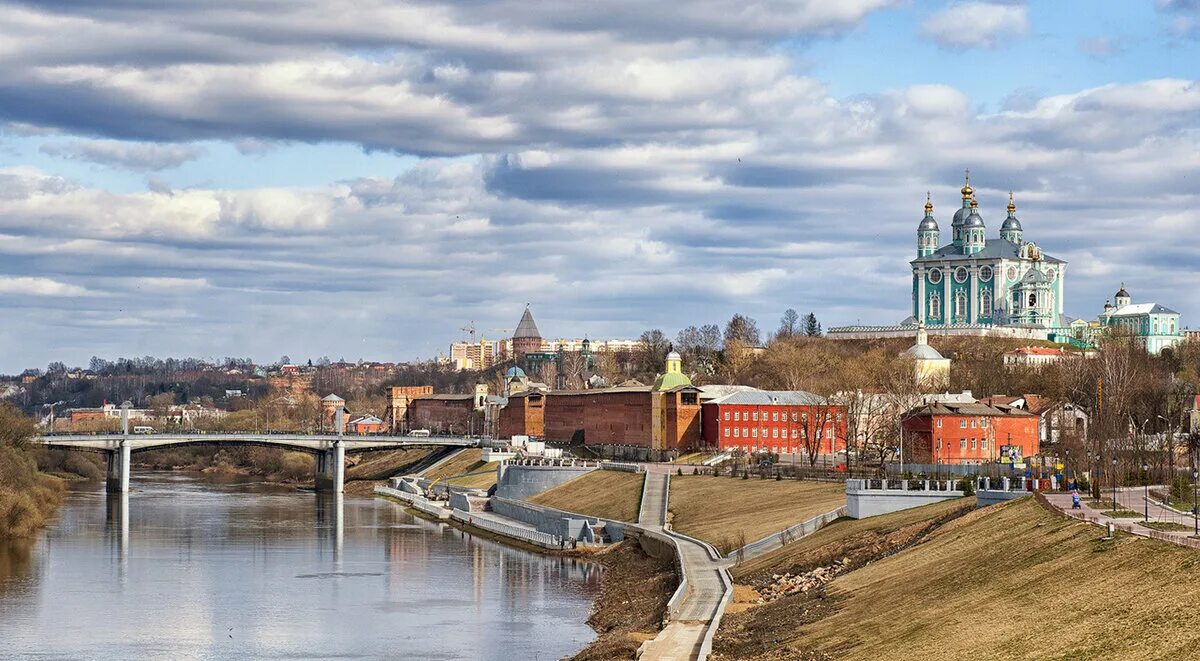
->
[803,312,822,337]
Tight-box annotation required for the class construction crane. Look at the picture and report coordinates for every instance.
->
[460,321,476,342]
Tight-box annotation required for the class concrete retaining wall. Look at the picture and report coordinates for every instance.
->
[449,509,562,549]
[494,464,597,500]
[375,486,451,520]
[977,489,1032,508]
[846,479,964,519]
[491,497,623,542]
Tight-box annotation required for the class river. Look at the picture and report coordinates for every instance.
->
[0,473,601,660]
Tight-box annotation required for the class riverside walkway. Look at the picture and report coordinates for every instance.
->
[1044,487,1200,550]
[636,467,732,661]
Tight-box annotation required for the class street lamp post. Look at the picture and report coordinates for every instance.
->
[1065,448,1071,491]
[1143,463,1150,523]
[1111,457,1118,513]
[1193,469,1198,538]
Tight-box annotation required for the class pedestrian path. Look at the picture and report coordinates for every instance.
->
[636,469,732,661]
[1045,488,1200,550]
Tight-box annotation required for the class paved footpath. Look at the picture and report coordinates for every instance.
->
[1044,487,1200,550]
[637,469,731,661]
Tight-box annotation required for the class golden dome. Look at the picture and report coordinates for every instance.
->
[1007,191,1016,214]
[960,169,974,199]
[969,194,978,209]
[924,192,933,214]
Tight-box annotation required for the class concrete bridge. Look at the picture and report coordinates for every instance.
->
[35,405,478,494]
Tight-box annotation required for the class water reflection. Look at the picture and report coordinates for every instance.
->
[0,473,601,660]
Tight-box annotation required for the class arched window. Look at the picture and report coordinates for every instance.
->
[955,291,967,319]
[979,290,992,316]
[929,293,941,318]
[1028,293,1037,308]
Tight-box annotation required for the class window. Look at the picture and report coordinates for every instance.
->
[836,413,843,422]
[971,419,977,428]
[762,427,767,438]
[1028,293,1037,308]
[752,411,759,421]
[980,419,988,428]
[971,438,977,450]
[955,291,967,318]
[955,267,969,283]
[724,427,730,437]
[960,420,967,428]
[802,413,808,422]
[816,429,823,440]
[724,411,730,421]
[937,439,942,450]
[929,268,942,284]
[772,428,779,438]
[752,428,758,438]
[681,392,697,405]
[772,411,778,421]
[979,265,993,282]
[980,289,992,316]
[791,429,798,439]
[930,293,941,318]
[960,438,967,449]
[936,419,942,428]
[742,427,748,437]
[733,427,739,437]
[981,439,988,450]
[791,412,798,422]
[734,411,740,421]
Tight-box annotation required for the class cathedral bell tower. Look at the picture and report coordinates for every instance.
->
[916,193,939,257]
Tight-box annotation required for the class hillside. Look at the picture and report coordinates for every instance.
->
[714,497,1200,660]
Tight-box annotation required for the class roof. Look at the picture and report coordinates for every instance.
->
[907,401,1036,418]
[414,393,475,401]
[707,390,827,406]
[653,371,692,391]
[1105,303,1179,316]
[349,415,383,425]
[904,343,946,360]
[505,366,527,379]
[513,308,541,339]
[911,238,1064,264]
[1005,346,1068,356]
[321,394,345,402]
[698,385,761,400]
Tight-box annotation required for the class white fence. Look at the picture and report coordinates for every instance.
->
[375,485,450,520]
[601,461,644,473]
[450,510,564,549]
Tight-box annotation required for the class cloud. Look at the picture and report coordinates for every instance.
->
[39,139,205,171]
[0,276,88,296]
[921,2,1028,50]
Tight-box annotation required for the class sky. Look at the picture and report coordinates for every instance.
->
[0,0,1198,372]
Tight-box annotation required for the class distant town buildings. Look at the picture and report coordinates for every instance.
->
[446,306,643,372]
[902,400,1039,466]
[1002,346,1078,367]
[700,390,846,457]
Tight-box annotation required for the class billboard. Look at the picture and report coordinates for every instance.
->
[999,445,1023,465]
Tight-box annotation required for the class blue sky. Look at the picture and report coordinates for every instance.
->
[0,0,1197,372]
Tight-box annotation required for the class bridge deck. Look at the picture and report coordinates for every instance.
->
[34,433,480,454]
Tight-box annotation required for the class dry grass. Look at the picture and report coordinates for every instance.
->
[668,475,844,554]
[529,470,646,522]
[421,449,499,489]
[732,497,972,582]
[792,498,1200,660]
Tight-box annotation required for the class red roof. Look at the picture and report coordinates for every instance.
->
[1008,346,1067,356]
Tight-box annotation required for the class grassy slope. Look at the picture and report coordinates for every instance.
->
[423,449,499,489]
[346,448,437,481]
[800,498,1200,660]
[669,475,845,554]
[732,497,972,582]
[528,470,646,523]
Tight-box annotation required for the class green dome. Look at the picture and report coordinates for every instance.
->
[653,371,693,390]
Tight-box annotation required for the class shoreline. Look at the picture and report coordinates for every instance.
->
[377,491,676,660]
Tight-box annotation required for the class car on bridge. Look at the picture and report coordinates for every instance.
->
[407,429,431,437]
[132,425,156,435]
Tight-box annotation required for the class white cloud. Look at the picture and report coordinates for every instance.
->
[921,2,1028,50]
[39,139,205,171]
[0,276,89,297]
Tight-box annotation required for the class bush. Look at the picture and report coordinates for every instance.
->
[958,478,976,496]
[277,452,315,481]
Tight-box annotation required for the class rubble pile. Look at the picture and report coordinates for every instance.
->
[758,558,852,603]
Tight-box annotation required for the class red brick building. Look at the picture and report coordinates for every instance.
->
[497,389,545,439]
[407,394,481,435]
[701,391,847,457]
[901,401,1039,465]
[542,385,702,451]
[347,415,386,435]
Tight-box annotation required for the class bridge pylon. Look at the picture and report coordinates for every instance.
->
[315,408,347,493]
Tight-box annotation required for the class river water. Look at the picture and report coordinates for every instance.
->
[0,473,601,660]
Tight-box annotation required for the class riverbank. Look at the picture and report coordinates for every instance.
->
[570,540,678,661]
[0,446,66,539]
